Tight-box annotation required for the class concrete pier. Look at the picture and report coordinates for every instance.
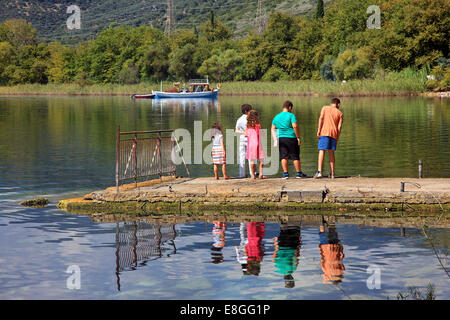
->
[57,177,450,216]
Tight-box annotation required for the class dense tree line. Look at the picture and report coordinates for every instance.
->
[0,0,448,88]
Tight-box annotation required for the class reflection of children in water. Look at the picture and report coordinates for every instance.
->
[244,222,265,276]
[235,223,248,273]
[211,221,226,264]
[273,224,301,288]
[319,218,345,284]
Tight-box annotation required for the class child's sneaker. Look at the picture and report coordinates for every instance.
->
[281,172,289,179]
[313,171,322,179]
[296,172,307,179]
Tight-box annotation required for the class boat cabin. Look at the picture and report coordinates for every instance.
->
[188,79,212,92]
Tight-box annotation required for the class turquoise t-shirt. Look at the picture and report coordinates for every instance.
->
[272,112,297,138]
[274,247,299,275]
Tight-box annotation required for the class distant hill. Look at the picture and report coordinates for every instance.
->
[0,0,334,43]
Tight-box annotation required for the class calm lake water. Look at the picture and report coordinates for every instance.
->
[0,95,449,299]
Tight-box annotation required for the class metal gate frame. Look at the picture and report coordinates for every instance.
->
[115,125,176,192]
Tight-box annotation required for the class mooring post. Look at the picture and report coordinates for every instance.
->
[158,132,163,181]
[115,222,121,291]
[116,125,120,193]
[172,136,177,177]
[133,133,138,188]
[400,181,405,192]
[418,160,423,178]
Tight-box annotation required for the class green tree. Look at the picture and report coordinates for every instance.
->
[72,41,94,82]
[320,56,336,81]
[262,12,299,71]
[117,62,139,84]
[197,49,243,81]
[0,41,15,84]
[321,0,372,57]
[238,31,271,80]
[199,17,233,42]
[210,10,216,28]
[372,0,450,70]
[0,19,37,46]
[3,65,26,85]
[46,42,73,83]
[168,44,198,80]
[426,65,450,90]
[333,47,376,80]
[262,66,289,81]
[315,0,325,19]
[30,59,48,84]
[86,25,163,83]
[284,18,324,79]
[140,44,170,81]
[11,44,39,84]
[169,29,198,51]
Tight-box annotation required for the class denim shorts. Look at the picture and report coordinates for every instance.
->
[318,136,337,151]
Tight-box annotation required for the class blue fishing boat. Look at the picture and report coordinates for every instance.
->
[153,78,220,99]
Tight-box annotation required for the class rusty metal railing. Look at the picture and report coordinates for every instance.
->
[115,126,176,192]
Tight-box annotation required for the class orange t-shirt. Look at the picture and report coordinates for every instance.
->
[319,106,343,140]
[319,244,345,284]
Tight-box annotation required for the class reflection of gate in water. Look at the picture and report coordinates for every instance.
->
[114,221,177,291]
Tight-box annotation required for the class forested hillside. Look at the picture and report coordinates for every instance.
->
[1,0,332,43]
[0,0,448,90]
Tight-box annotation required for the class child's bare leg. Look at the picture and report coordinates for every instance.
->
[317,150,325,172]
[293,160,301,173]
[222,164,230,179]
[250,163,256,179]
[214,164,219,180]
[281,159,289,173]
[328,150,335,177]
[259,161,264,179]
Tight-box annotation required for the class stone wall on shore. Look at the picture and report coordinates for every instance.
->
[57,177,450,217]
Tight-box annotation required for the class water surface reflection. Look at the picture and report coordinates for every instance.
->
[115,222,177,291]
[94,214,450,299]
[0,96,449,299]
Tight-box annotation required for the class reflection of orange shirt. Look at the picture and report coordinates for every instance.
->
[319,243,345,284]
[319,106,343,140]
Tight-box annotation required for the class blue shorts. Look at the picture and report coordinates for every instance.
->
[319,232,329,245]
[318,136,337,151]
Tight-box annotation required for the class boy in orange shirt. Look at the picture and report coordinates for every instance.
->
[314,98,343,179]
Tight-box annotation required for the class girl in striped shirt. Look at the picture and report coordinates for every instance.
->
[211,123,230,180]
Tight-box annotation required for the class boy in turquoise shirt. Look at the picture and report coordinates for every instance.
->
[271,101,307,179]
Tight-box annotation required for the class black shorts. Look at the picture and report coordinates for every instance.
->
[279,137,300,160]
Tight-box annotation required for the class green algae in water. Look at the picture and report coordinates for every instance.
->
[19,198,49,208]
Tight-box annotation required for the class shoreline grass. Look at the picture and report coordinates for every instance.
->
[221,78,428,96]
[0,78,446,97]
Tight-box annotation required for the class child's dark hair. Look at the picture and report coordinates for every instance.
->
[211,123,223,138]
[284,274,295,288]
[282,100,293,110]
[241,104,252,114]
[246,110,260,129]
[331,98,341,105]
[244,260,261,276]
